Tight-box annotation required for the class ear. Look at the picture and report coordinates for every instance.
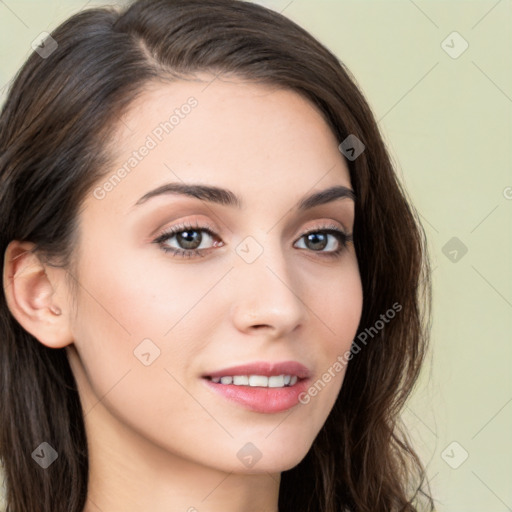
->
[3,240,74,348]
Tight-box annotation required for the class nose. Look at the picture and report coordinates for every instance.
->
[229,240,307,337]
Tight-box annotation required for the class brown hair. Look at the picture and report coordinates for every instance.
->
[0,0,434,510]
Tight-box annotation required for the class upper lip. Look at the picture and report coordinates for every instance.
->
[203,361,311,379]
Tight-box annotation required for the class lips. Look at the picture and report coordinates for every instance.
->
[202,360,311,380]
[201,360,312,413]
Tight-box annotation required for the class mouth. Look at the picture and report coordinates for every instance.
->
[201,361,312,413]
[203,374,302,388]
[202,360,311,382]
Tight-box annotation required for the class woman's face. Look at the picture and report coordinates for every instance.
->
[65,75,363,475]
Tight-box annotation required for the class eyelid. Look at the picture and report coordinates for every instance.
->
[151,218,218,241]
[300,221,348,236]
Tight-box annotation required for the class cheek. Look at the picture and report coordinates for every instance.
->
[307,254,363,347]
[322,273,362,336]
[69,247,210,444]
[299,257,363,407]
[69,244,189,397]
[75,239,209,339]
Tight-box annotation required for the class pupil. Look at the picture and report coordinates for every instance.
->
[178,230,201,249]
[307,233,326,250]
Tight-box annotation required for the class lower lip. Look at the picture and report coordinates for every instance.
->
[202,377,310,413]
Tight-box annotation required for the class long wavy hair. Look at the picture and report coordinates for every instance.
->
[0,0,434,510]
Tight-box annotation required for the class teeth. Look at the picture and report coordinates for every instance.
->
[268,375,285,387]
[209,374,298,387]
[249,375,268,387]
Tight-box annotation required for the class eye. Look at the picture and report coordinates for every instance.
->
[153,220,221,259]
[295,224,353,259]
[153,221,352,259]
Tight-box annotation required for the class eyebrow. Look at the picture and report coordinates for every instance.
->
[132,182,356,211]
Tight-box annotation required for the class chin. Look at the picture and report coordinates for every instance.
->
[235,446,312,475]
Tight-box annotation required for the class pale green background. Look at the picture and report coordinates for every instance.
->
[1,1,511,510]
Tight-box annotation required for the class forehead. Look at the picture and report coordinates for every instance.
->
[91,74,352,214]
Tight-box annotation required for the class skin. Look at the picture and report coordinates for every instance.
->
[4,74,363,512]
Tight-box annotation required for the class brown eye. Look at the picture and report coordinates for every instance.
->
[294,226,352,258]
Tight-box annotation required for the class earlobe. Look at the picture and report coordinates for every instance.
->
[3,240,73,348]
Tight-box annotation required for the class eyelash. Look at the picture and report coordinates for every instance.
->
[152,220,353,260]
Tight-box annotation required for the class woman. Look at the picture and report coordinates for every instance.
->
[0,0,434,510]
